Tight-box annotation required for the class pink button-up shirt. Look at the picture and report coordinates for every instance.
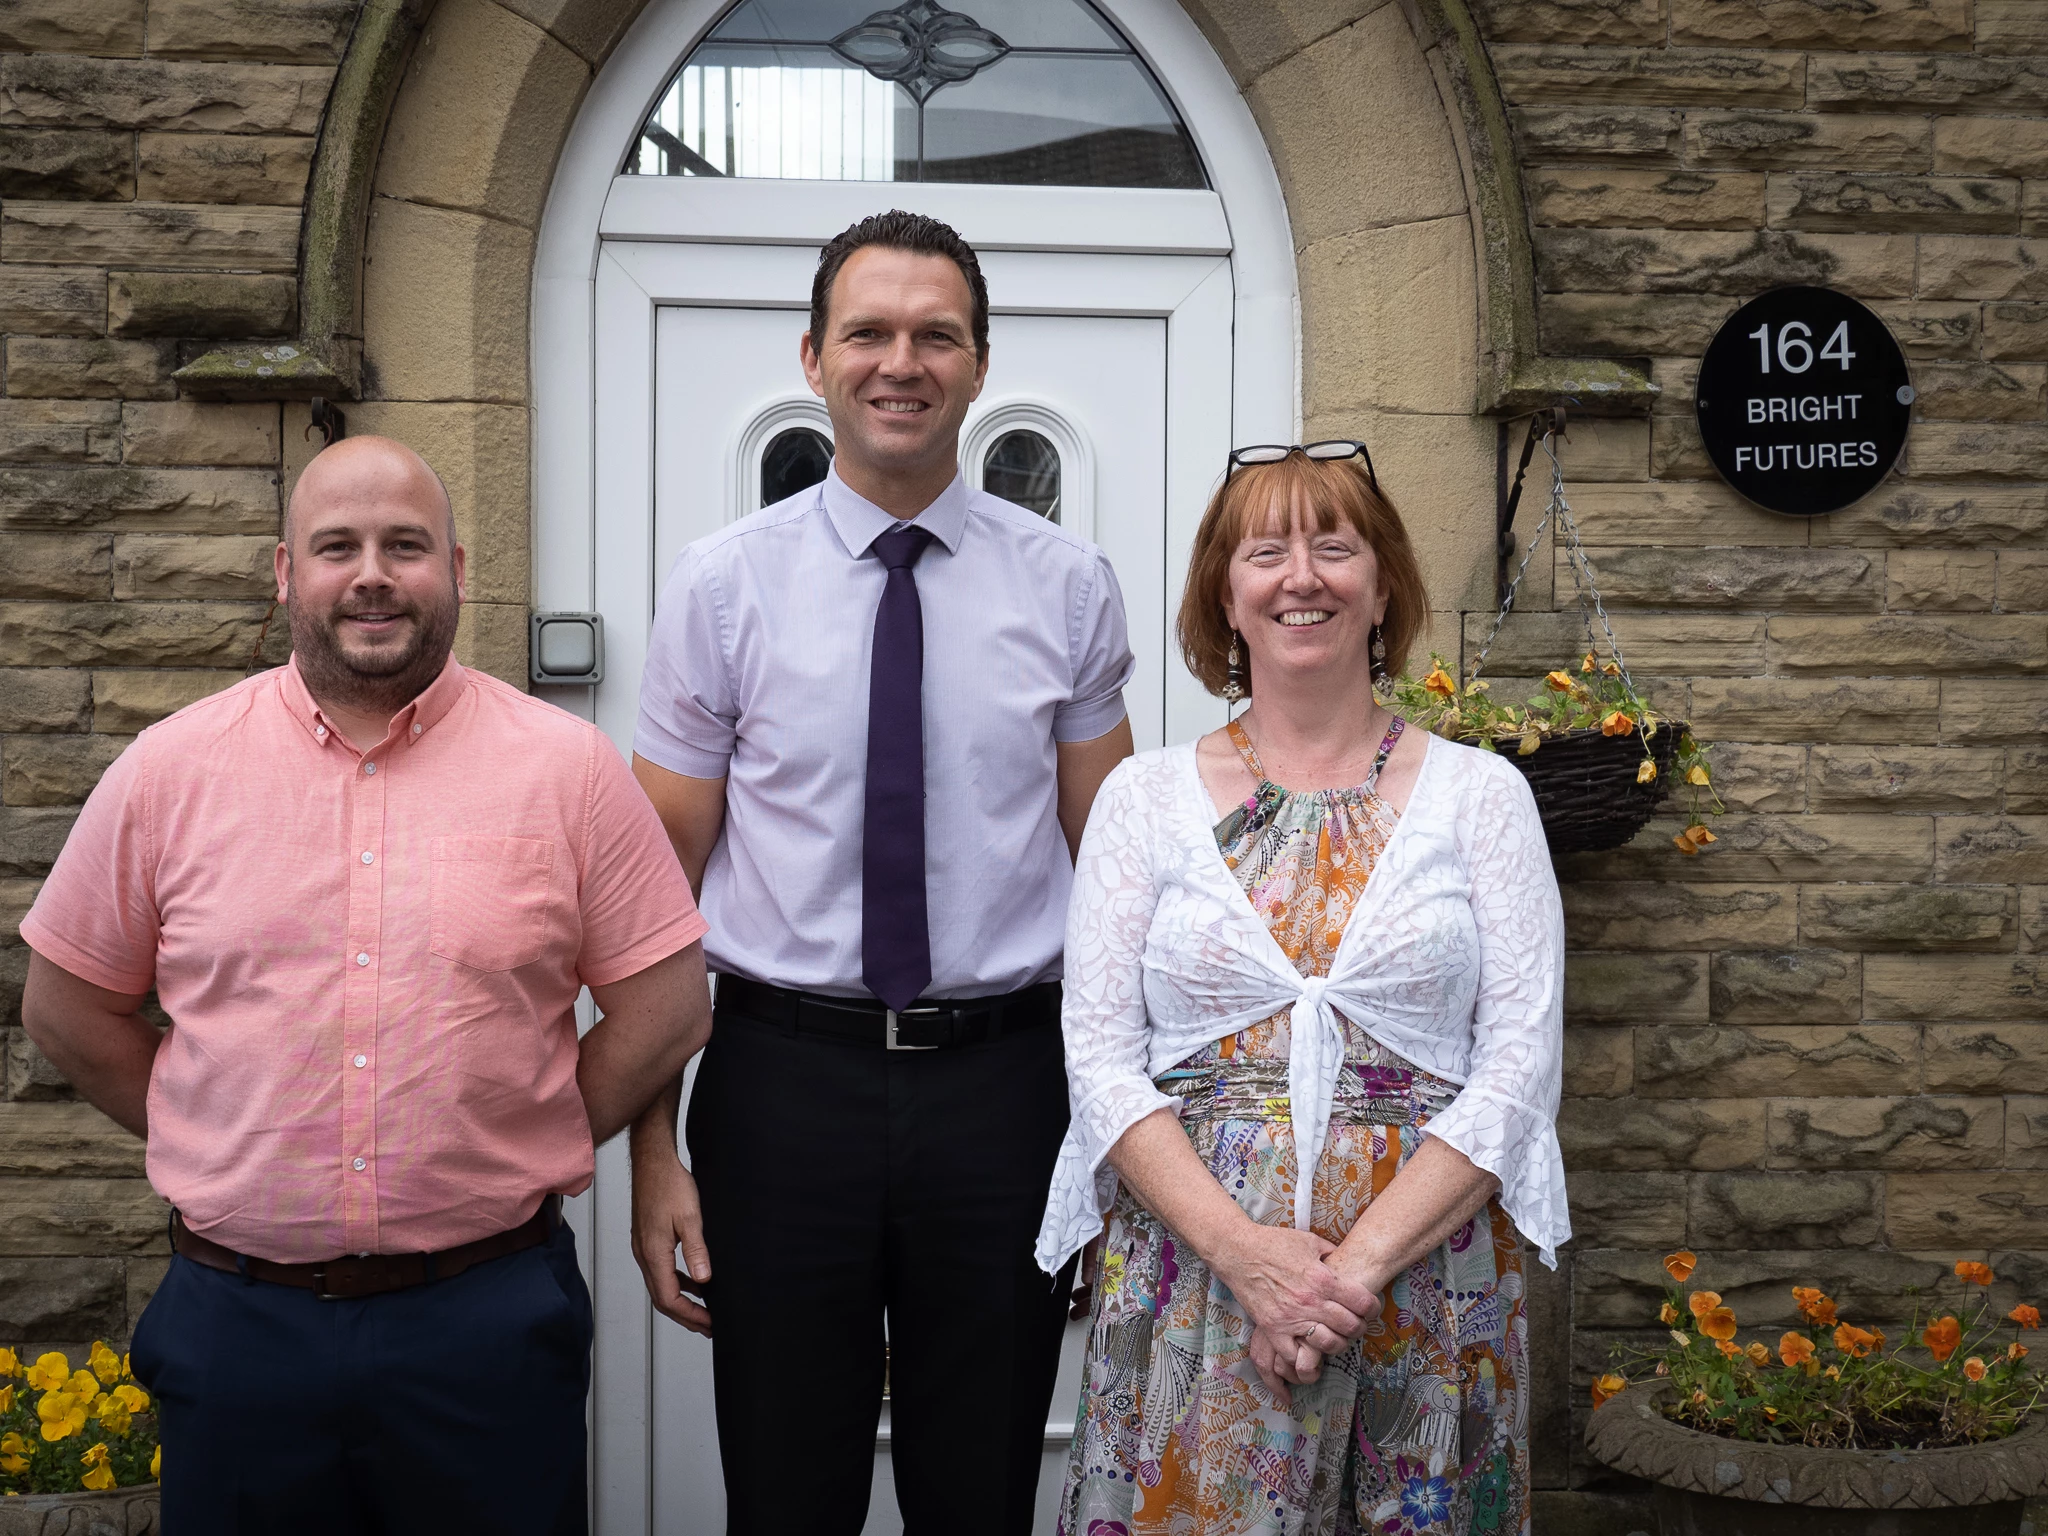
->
[22,656,706,1263]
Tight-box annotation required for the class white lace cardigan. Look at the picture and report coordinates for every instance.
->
[1034,733,1570,1276]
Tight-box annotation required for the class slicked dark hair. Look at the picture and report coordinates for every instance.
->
[809,210,989,360]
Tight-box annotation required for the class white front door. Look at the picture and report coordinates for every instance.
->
[587,221,1228,1532]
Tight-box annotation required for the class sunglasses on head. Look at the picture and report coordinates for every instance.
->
[1225,439,1378,492]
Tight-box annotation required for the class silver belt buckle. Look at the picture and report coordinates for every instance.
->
[885,1008,941,1050]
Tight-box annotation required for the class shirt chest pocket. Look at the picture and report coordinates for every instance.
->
[429,836,557,972]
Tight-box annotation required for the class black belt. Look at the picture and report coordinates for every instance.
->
[716,975,1060,1050]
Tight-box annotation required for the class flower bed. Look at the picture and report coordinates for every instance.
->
[0,1344,158,1495]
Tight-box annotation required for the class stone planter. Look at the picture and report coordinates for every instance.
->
[0,1483,158,1535]
[1587,1387,2048,1536]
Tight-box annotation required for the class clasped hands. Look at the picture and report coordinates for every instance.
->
[1213,1223,1382,1406]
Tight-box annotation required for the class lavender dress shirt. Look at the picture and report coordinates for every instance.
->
[634,466,1136,999]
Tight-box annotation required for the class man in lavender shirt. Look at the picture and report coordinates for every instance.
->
[626,211,1135,1532]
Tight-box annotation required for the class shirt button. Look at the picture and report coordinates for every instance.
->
[356,952,370,967]
[314,726,327,739]
[363,762,376,775]
[353,1054,367,1069]
[352,1157,366,1171]
[412,724,422,736]
[361,851,374,865]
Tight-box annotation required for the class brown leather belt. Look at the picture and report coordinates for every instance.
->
[717,975,1060,1050]
[170,1195,561,1302]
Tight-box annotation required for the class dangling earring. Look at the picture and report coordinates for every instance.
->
[1222,630,1246,704]
[1370,624,1392,700]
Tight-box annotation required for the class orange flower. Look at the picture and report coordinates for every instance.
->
[2012,1342,2030,1363]
[1793,1288,1838,1327]
[1673,829,1701,855]
[1717,1340,1741,1358]
[1956,1261,1996,1286]
[1965,1356,1988,1382]
[1835,1323,1879,1359]
[1664,1251,1698,1283]
[1924,1315,1963,1363]
[1745,1341,1771,1365]
[1581,652,1597,674]
[1544,671,1576,693]
[1660,1302,1680,1326]
[1688,1290,1722,1320]
[1422,667,1457,700]
[1591,1373,1626,1407]
[1699,1306,1739,1342]
[1824,1364,1841,1379]
[1601,711,1636,737]
[1780,1332,1815,1368]
[2011,1304,2041,1330]
[1689,824,1717,846]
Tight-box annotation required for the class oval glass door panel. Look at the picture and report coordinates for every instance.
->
[761,425,832,506]
[983,428,1059,521]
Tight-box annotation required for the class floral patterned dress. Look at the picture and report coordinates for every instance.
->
[1056,718,1530,1536]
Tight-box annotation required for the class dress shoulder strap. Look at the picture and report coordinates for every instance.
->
[1224,717,1265,781]
[1363,716,1406,793]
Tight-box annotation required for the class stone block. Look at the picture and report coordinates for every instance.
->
[121,402,279,467]
[0,532,111,601]
[0,876,32,939]
[4,338,176,401]
[1467,608,1766,676]
[92,669,239,732]
[1910,362,2047,420]
[1568,814,1936,882]
[1985,302,2048,360]
[1710,948,1861,1023]
[1919,237,2048,300]
[1890,1173,2048,1247]
[1539,291,1740,357]
[1302,218,1477,416]
[1935,116,2048,177]
[136,130,313,205]
[0,401,120,465]
[1492,45,1806,108]
[1885,548,1994,610]
[0,601,277,668]
[2003,551,2048,611]
[146,0,357,62]
[1242,6,1466,247]
[0,466,279,533]
[1564,951,1708,1020]
[1904,422,2048,477]
[2027,883,2048,941]
[1471,0,1663,43]
[361,199,533,405]
[1552,419,1648,481]
[2027,180,2048,239]
[2,733,132,806]
[106,270,296,340]
[0,55,331,133]
[1810,744,2003,810]
[1566,1027,1634,1095]
[1637,1024,1917,1097]
[1558,1096,1764,1170]
[490,0,641,65]
[1581,546,1881,610]
[1563,882,1795,950]
[1688,677,1939,742]
[0,1257,125,1341]
[1535,227,1916,297]
[1978,0,2048,53]
[0,670,89,734]
[1691,1170,1883,1246]
[1766,614,2048,673]
[0,1177,166,1255]
[453,601,529,688]
[1937,815,2048,883]
[1649,416,1713,478]
[4,1026,69,1098]
[3,200,300,271]
[376,0,590,231]
[2004,1098,2048,1166]
[1512,106,1680,161]
[1924,1022,2048,1089]
[1867,299,1982,358]
[1530,168,1766,230]
[0,805,75,875]
[1813,484,2048,546]
[1532,1491,1658,1532]
[4,0,143,51]
[1867,956,2048,1019]
[1311,411,1498,611]
[1684,110,1932,170]
[1767,171,2020,234]
[1799,882,2015,950]
[1572,1247,1949,1328]
[0,128,133,201]
[1671,0,1969,48]
[1806,52,2048,113]
[113,533,275,600]
[1566,1172,1690,1245]
[1693,742,1806,813]
[1572,478,1809,545]
[0,1101,144,1176]
[0,265,104,340]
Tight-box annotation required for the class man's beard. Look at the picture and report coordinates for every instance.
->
[286,577,462,721]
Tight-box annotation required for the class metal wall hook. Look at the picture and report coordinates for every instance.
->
[305,398,347,447]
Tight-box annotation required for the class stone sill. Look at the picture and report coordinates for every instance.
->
[173,340,354,400]
[1488,357,1660,418]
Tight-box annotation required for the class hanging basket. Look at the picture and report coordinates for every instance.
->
[1501,723,1679,857]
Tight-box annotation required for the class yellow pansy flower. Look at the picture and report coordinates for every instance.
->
[113,1384,149,1413]
[0,1385,11,1414]
[1543,670,1575,693]
[94,1400,131,1436]
[151,1445,161,1478]
[36,1387,88,1441]
[0,1348,20,1377]
[89,1343,122,1384]
[121,1354,131,1382]
[1636,759,1658,784]
[23,1353,68,1392]
[67,1369,99,1398]
[1686,763,1710,786]
[80,1441,114,1491]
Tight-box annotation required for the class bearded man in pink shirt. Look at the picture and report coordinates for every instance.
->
[20,436,709,1534]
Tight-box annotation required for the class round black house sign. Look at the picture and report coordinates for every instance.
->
[1695,286,1913,516]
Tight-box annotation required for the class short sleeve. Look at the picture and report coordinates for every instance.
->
[634,546,739,779]
[1053,551,1135,744]
[573,734,709,988]
[19,740,159,996]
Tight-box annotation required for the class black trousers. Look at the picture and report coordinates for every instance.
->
[130,1221,592,1535]
[688,995,1077,1535]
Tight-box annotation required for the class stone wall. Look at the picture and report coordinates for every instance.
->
[1464,0,2048,1524]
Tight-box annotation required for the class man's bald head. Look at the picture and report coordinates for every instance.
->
[285,435,455,554]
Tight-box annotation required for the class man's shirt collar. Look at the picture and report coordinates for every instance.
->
[819,463,968,559]
[281,651,468,750]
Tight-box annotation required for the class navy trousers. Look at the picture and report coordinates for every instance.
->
[130,1219,592,1535]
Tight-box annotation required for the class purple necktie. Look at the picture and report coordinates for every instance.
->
[862,524,935,1012]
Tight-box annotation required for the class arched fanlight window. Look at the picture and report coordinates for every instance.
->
[760,425,833,505]
[626,0,1205,189]
[982,428,1059,521]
